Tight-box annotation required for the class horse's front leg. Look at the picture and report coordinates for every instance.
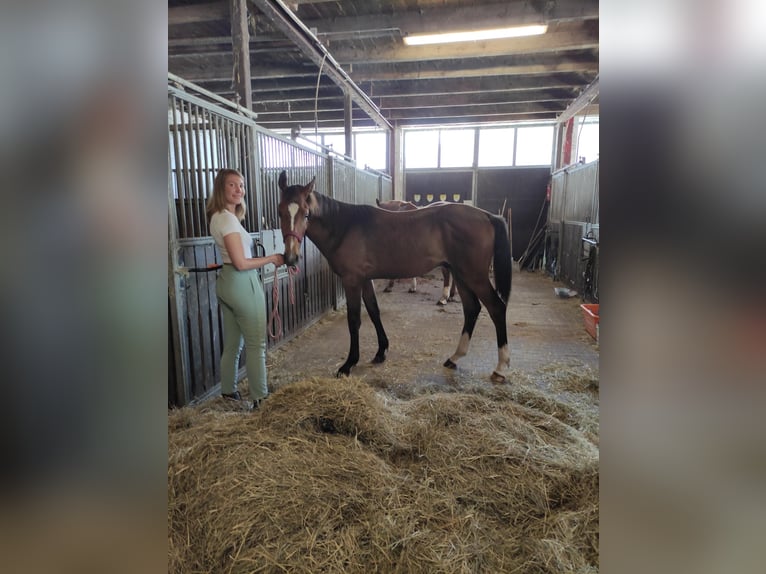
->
[337,282,362,377]
[362,279,389,363]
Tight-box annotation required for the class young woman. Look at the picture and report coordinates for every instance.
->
[205,169,284,409]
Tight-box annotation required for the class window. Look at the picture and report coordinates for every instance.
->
[440,129,475,167]
[478,128,514,167]
[515,125,554,166]
[575,121,599,163]
[323,133,346,158]
[405,130,439,168]
[355,132,387,170]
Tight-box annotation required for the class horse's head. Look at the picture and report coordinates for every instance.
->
[277,170,316,267]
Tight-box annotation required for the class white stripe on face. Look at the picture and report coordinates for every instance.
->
[287,202,300,231]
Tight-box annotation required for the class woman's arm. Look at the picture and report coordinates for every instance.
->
[223,233,285,271]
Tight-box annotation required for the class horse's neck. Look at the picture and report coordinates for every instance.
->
[307,192,354,249]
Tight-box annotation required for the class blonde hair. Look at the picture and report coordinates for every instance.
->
[206,169,247,222]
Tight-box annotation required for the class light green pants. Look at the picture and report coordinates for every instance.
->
[216,265,268,400]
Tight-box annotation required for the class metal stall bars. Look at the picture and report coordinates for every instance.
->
[168,78,392,406]
[547,159,599,298]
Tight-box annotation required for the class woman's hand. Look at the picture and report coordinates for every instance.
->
[271,253,286,267]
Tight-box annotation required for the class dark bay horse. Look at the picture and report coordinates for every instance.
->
[278,171,512,383]
[375,198,457,305]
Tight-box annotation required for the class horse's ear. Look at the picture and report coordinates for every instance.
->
[304,177,315,196]
[278,170,287,193]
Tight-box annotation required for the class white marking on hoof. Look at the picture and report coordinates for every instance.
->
[491,345,510,383]
[449,332,470,363]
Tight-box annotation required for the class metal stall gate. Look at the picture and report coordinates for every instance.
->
[168,81,391,406]
[547,160,599,300]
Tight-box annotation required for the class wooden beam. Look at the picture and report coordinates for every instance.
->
[332,25,598,65]
[304,0,599,37]
[350,61,598,82]
[230,0,253,110]
[248,0,392,131]
[557,76,599,123]
[169,2,228,25]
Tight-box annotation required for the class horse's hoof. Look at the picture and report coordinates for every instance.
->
[408,288,417,293]
[383,287,392,293]
[436,298,447,306]
[490,371,507,384]
[371,354,386,364]
[443,358,457,370]
[336,367,352,378]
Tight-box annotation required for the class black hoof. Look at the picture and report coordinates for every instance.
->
[371,353,386,364]
[336,366,352,378]
[408,288,417,293]
[443,358,457,370]
[383,287,392,293]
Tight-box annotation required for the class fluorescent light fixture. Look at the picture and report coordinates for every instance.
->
[403,24,548,46]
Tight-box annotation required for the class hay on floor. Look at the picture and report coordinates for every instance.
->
[169,375,598,573]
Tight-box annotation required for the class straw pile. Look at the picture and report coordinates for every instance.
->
[169,375,598,573]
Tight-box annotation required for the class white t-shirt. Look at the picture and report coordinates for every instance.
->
[209,210,252,263]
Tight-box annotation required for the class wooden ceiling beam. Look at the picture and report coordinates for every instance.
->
[332,25,598,65]
[247,0,392,131]
[557,75,599,123]
[169,2,228,26]
[305,0,599,37]
[350,61,598,82]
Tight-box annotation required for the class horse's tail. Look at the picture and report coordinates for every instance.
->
[490,215,512,305]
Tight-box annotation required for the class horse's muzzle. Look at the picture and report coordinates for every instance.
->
[284,250,300,266]
[283,232,302,266]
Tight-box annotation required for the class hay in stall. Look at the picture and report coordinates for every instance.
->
[169,376,598,573]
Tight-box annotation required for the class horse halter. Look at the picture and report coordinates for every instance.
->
[283,208,310,244]
[283,230,303,244]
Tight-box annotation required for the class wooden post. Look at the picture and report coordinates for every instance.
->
[230,0,252,111]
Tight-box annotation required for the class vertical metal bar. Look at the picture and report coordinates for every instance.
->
[191,103,204,237]
[172,97,189,239]
[202,107,214,236]
[181,100,196,238]
[251,126,263,234]
[168,143,192,406]
[187,102,197,237]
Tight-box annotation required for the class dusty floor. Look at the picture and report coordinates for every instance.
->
[259,266,599,400]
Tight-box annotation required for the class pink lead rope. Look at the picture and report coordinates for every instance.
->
[268,265,300,340]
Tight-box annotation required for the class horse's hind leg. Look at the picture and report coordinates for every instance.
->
[362,279,389,363]
[408,277,417,293]
[437,267,455,305]
[383,279,395,293]
[472,280,510,383]
[444,280,481,369]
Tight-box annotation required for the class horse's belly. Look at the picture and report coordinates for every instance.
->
[367,254,443,279]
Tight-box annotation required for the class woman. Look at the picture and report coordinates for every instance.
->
[206,168,285,409]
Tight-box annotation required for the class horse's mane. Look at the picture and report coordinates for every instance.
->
[312,191,377,230]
